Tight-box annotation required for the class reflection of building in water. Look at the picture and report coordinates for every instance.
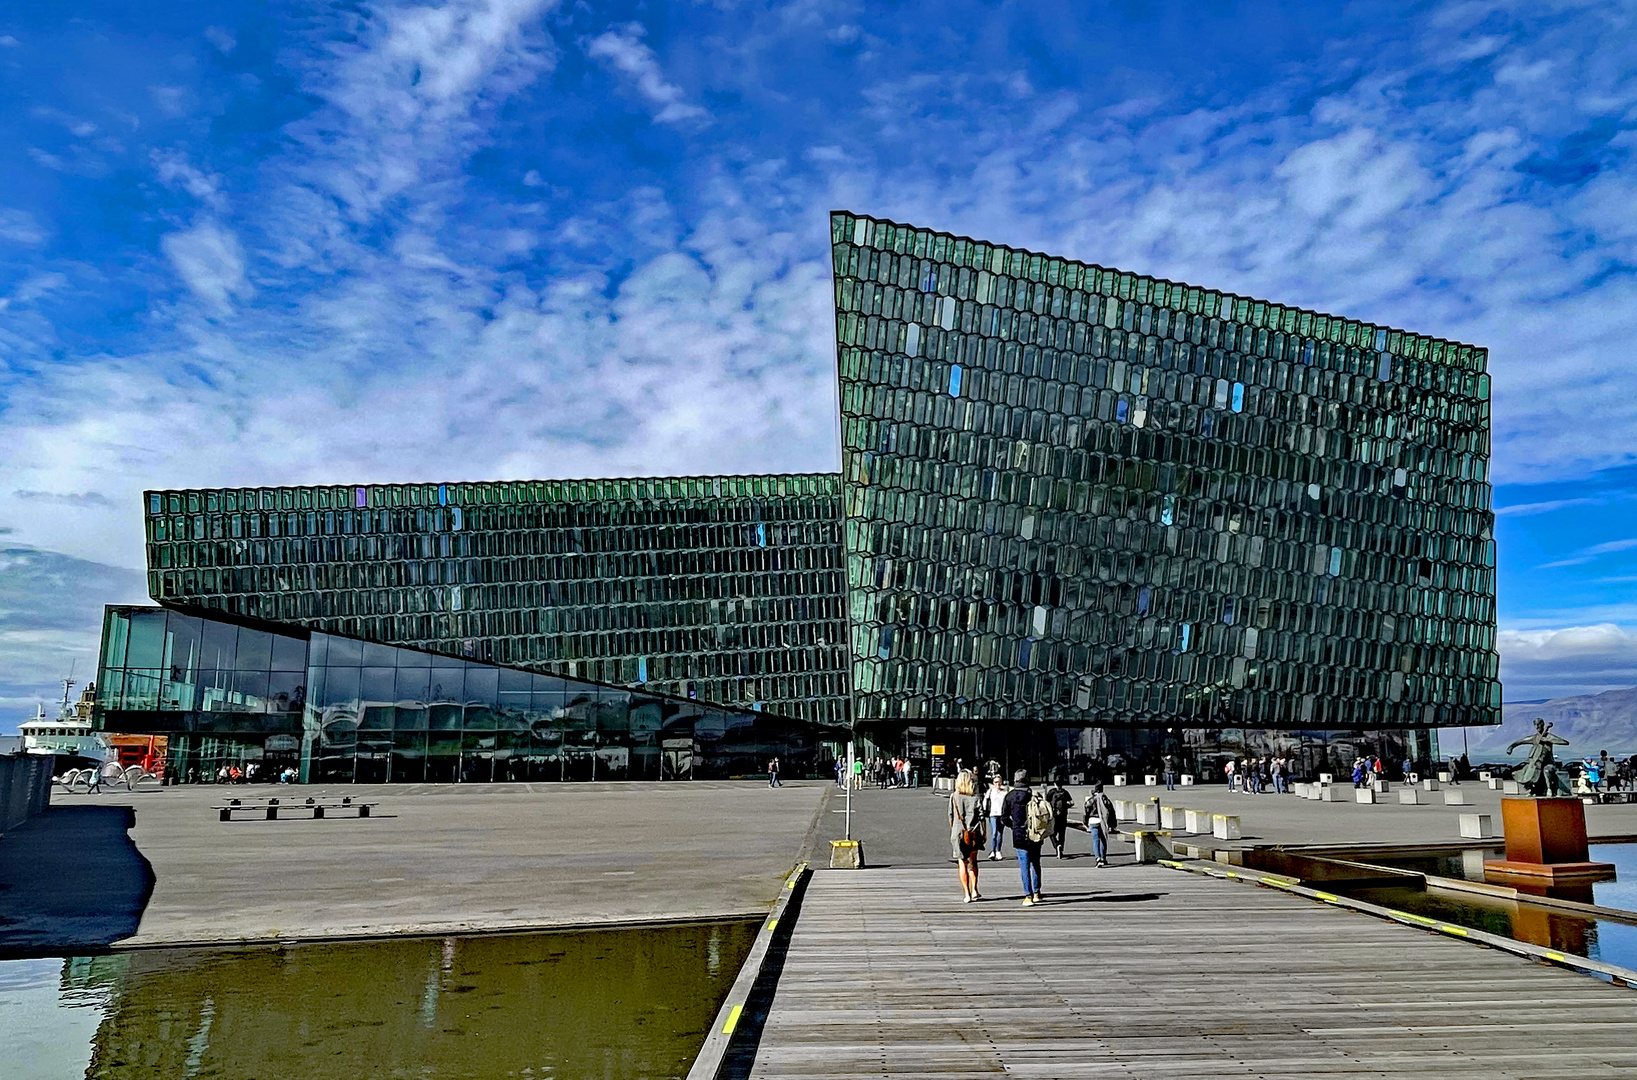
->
[64,922,754,1079]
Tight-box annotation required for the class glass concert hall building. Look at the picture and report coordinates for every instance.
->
[94,212,1500,782]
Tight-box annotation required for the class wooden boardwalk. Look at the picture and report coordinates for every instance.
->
[742,865,1637,1079]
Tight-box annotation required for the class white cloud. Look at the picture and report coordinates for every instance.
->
[153,149,226,208]
[205,26,236,54]
[1495,497,1601,517]
[0,208,47,245]
[1497,623,1637,699]
[0,35,18,48]
[586,22,709,126]
[160,221,250,310]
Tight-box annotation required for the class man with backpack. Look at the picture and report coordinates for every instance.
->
[1083,783,1116,868]
[1045,776,1074,858]
[1001,769,1049,905]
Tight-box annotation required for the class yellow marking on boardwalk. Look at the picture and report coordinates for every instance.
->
[1313,891,1341,903]
[766,918,778,933]
[722,1004,744,1034]
[1439,925,1469,937]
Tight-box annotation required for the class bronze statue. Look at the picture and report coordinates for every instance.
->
[1505,717,1570,796]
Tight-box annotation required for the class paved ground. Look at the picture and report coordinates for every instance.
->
[745,866,1637,1079]
[3,781,830,950]
[816,779,1637,865]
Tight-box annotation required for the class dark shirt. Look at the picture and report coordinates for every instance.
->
[1046,786,1074,825]
[1001,785,1040,852]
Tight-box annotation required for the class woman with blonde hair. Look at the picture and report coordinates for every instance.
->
[949,769,986,902]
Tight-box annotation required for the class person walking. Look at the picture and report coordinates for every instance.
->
[1001,770,1047,905]
[1224,759,1236,792]
[949,770,986,902]
[983,775,1008,861]
[1083,782,1115,867]
[1046,776,1074,858]
[767,756,781,788]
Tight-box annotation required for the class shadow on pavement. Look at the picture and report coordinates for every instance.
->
[0,804,155,957]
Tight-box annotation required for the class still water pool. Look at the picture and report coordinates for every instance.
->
[2,919,755,1080]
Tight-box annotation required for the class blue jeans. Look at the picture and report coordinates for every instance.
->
[1090,822,1108,861]
[988,816,1005,854]
[1164,772,1176,791]
[1016,846,1042,896]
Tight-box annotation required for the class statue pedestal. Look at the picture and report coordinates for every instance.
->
[1483,797,1615,885]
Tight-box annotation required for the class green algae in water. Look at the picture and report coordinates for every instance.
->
[3,919,756,1080]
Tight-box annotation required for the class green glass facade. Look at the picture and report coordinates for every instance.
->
[92,212,1503,783]
[141,474,849,726]
[830,211,1499,733]
[96,606,845,782]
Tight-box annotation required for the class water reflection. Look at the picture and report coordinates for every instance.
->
[4,920,755,1080]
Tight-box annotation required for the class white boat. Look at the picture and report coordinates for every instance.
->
[19,679,110,769]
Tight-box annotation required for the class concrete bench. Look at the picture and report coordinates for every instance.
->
[1355,788,1376,804]
[1398,788,1421,805]
[1458,813,1493,839]
[1422,778,1439,791]
[1184,808,1212,835]
[214,797,374,822]
[1211,814,1241,841]
[1128,830,1172,863]
[1134,801,1160,826]
[1443,791,1468,806]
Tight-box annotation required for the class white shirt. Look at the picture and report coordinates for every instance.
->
[984,787,1007,816]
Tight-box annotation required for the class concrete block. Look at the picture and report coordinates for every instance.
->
[1487,778,1502,790]
[1443,791,1468,806]
[1479,771,1493,782]
[1438,772,1452,783]
[1355,788,1376,804]
[1398,788,1421,805]
[1135,802,1160,826]
[1422,778,1439,791]
[1319,772,1334,784]
[1372,779,1391,794]
[1293,783,1310,799]
[1211,848,1244,866]
[1130,830,1172,863]
[1184,808,1212,834]
[1113,799,1135,821]
[1408,773,1420,784]
[829,839,865,869]
[1069,772,1085,785]
[1503,780,1521,795]
[1212,814,1242,840]
[1180,774,1195,786]
[1458,813,1494,840]
[1144,774,1158,786]
[1318,785,1342,802]
[1174,842,1210,859]
[1159,806,1182,829]
[1112,774,1128,787]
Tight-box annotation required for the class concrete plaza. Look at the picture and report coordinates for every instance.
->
[0,780,832,951]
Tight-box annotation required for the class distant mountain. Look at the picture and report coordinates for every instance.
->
[1460,686,1637,759]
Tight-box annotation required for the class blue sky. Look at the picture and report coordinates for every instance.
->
[2,0,1636,728]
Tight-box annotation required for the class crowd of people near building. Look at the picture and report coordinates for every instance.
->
[835,755,920,789]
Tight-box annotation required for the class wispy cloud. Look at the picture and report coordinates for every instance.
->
[160,221,250,311]
[1495,497,1602,517]
[586,22,709,126]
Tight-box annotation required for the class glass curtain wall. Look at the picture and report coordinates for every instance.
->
[95,607,847,783]
[829,210,1501,736]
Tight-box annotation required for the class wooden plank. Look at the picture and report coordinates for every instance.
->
[744,866,1637,1078]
